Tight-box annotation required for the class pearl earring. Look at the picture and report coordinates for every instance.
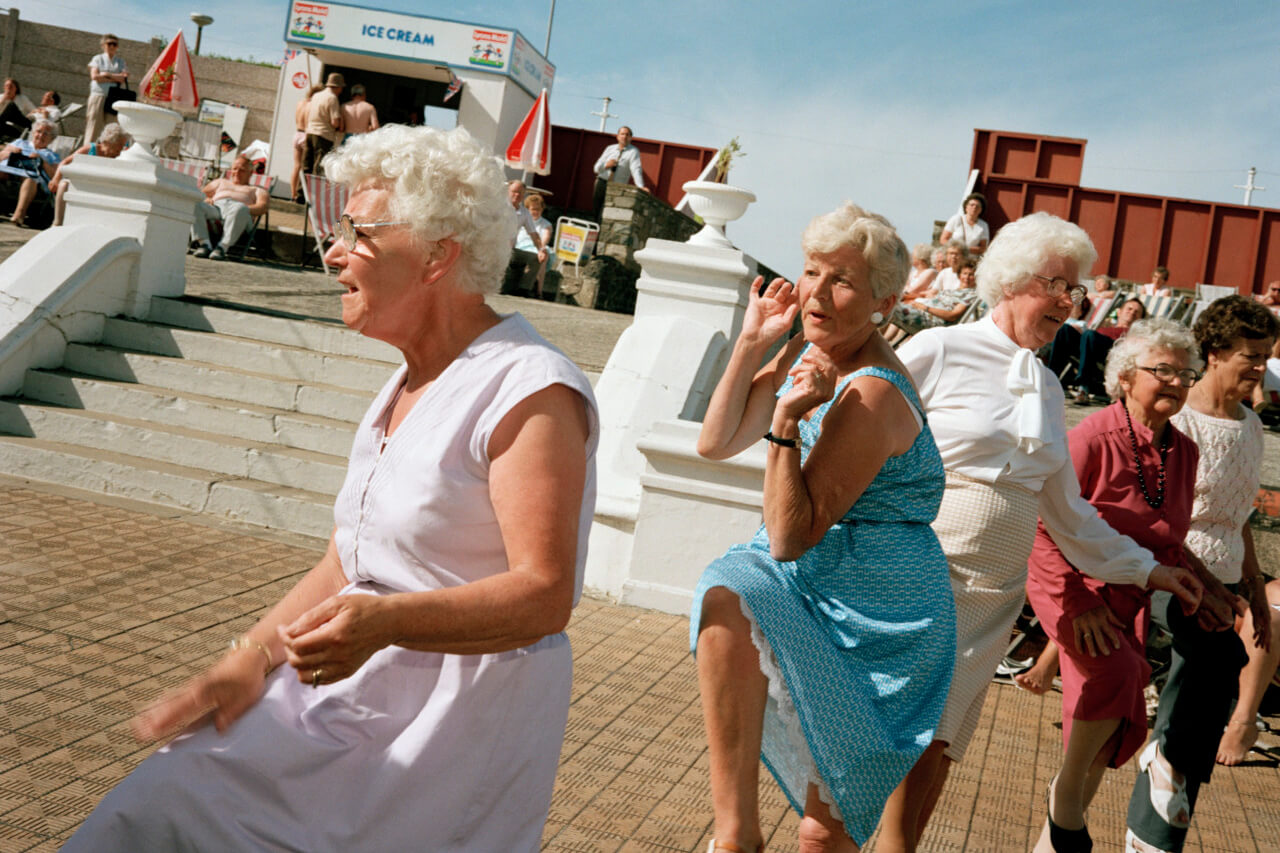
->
[870,311,885,325]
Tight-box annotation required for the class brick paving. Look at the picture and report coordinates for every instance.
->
[1,479,1278,852]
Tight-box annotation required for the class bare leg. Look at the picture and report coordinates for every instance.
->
[697,586,768,852]
[290,143,304,200]
[1033,718,1121,852]
[877,740,948,853]
[1015,639,1060,694]
[798,783,858,853]
[53,183,67,227]
[1217,580,1280,765]
[12,177,37,223]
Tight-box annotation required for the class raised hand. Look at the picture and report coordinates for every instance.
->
[741,276,799,347]
[777,347,838,421]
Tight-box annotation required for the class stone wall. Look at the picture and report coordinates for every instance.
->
[560,183,780,314]
[0,10,278,150]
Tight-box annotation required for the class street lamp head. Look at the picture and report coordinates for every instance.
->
[190,13,214,26]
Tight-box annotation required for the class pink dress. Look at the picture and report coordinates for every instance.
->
[1026,402,1197,766]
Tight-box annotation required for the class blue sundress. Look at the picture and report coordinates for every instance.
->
[690,357,956,846]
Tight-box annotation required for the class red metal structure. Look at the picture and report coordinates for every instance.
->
[536,126,717,213]
[970,129,1280,294]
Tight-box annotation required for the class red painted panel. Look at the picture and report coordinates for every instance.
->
[1071,190,1117,276]
[979,179,1024,232]
[1037,140,1085,184]
[1025,184,1070,219]
[538,125,715,214]
[1205,207,1261,290]
[1162,202,1212,287]
[1257,213,1280,294]
[1112,197,1164,282]
[991,136,1038,179]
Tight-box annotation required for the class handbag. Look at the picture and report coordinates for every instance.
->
[103,80,136,115]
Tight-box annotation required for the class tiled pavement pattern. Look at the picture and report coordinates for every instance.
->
[2,479,1278,852]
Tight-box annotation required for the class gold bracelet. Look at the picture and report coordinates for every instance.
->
[228,636,273,675]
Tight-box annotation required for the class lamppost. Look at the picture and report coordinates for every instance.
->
[190,13,213,56]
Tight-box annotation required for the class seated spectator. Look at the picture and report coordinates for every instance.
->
[31,90,62,127]
[1047,296,1147,405]
[0,78,35,140]
[190,155,269,260]
[1252,335,1280,415]
[501,180,546,295]
[1139,266,1173,297]
[1254,280,1280,312]
[1,118,60,227]
[1092,274,1116,301]
[341,84,379,137]
[888,258,980,335]
[933,240,967,291]
[903,242,939,300]
[940,192,990,255]
[49,122,130,226]
[507,192,554,299]
[932,245,946,271]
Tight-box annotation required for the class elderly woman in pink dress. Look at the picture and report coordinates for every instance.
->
[64,125,599,852]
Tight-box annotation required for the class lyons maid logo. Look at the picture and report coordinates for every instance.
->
[470,29,508,68]
[291,2,329,41]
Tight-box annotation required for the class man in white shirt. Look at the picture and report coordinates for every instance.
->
[503,180,547,293]
[932,242,967,292]
[31,91,62,127]
[190,156,270,260]
[592,125,646,218]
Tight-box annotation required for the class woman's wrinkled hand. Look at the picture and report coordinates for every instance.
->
[1072,603,1124,657]
[278,594,390,687]
[777,347,838,420]
[741,276,799,347]
[1147,565,1204,616]
[131,651,266,743]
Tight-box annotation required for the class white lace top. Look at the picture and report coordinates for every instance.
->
[1171,403,1264,583]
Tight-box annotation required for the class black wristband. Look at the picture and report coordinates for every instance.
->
[763,431,799,449]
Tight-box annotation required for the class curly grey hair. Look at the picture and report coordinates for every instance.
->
[975,212,1097,308]
[321,125,514,295]
[97,123,128,147]
[801,202,910,299]
[1103,317,1203,400]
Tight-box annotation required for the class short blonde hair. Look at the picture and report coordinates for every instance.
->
[801,202,910,299]
[322,125,513,295]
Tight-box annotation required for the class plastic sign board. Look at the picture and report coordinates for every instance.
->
[554,217,599,268]
[282,1,554,95]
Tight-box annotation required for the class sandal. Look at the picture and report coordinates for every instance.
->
[1137,740,1190,828]
[1045,776,1093,853]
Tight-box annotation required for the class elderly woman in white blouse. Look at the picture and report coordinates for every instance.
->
[939,192,990,256]
[64,125,599,852]
[874,213,1204,853]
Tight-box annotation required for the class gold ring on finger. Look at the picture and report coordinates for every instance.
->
[311,668,323,688]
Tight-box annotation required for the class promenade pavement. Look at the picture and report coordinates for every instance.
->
[2,226,1279,851]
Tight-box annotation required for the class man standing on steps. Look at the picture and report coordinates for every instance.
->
[303,73,344,176]
[592,125,646,220]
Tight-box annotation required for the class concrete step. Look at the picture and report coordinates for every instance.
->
[62,343,376,421]
[0,434,335,538]
[100,318,397,391]
[21,369,358,457]
[0,399,349,495]
[147,296,400,363]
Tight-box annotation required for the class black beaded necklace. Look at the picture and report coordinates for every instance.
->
[1123,405,1170,509]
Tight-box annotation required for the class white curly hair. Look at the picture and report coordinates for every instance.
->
[1103,317,1203,400]
[321,125,515,295]
[975,212,1096,308]
[801,202,910,299]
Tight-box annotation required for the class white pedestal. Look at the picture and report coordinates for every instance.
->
[60,156,203,318]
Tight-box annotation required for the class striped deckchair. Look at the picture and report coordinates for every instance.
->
[233,172,277,260]
[1084,293,1122,330]
[301,172,349,274]
[159,157,209,188]
[1137,293,1189,321]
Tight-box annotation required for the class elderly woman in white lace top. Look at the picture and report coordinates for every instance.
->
[875,212,1204,853]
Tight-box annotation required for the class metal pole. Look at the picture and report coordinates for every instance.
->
[195,26,204,55]
[544,0,555,57]
[1234,166,1265,206]
[590,96,617,132]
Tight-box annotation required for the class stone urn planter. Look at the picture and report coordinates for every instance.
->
[682,180,756,249]
[114,102,182,161]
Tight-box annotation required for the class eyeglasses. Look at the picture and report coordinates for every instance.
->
[337,214,408,250]
[1136,363,1201,387]
[1032,274,1089,305]
[105,41,118,46]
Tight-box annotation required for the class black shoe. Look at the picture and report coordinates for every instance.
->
[1046,779,1093,853]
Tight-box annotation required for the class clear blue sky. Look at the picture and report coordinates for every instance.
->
[24,0,1280,275]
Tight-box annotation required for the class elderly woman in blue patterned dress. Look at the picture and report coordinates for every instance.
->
[691,202,956,853]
